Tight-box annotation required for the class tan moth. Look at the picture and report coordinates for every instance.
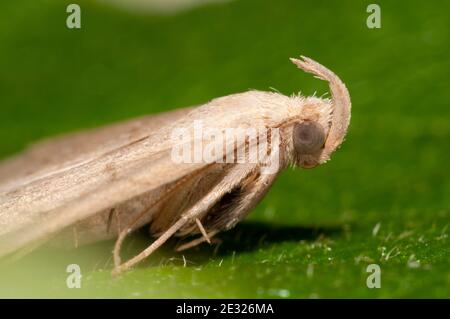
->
[0,56,351,275]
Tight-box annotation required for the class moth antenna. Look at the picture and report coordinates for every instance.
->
[290,55,351,154]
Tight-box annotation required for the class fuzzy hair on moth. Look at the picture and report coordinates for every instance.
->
[0,56,351,275]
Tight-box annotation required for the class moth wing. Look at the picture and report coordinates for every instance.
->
[0,107,208,257]
[0,107,192,191]
[0,90,287,258]
[0,138,207,258]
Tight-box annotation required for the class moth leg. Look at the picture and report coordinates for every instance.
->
[177,169,278,252]
[112,166,213,268]
[106,208,116,234]
[112,164,256,275]
[72,226,79,248]
[176,229,220,252]
[195,218,211,244]
[210,169,279,232]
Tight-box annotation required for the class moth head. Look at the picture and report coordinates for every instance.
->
[290,56,351,169]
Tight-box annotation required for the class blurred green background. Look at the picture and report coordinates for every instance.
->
[0,0,448,298]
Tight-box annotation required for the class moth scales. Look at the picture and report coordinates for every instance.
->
[0,56,351,274]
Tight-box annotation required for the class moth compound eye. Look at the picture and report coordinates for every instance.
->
[293,121,325,155]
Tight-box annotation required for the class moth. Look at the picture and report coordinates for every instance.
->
[0,56,351,275]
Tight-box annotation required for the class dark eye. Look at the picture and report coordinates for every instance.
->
[293,121,325,155]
